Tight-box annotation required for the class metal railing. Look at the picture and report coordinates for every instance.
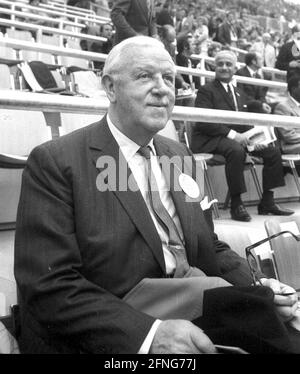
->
[0,18,107,44]
[191,53,287,79]
[0,90,299,131]
[0,6,85,30]
[0,0,109,25]
[0,38,288,90]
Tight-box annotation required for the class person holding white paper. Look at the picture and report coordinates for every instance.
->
[192,50,294,222]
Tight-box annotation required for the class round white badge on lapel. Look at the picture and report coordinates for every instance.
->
[178,173,200,198]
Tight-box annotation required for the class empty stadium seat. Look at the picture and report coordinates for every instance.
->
[0,63,13,89]
[68,68,105,97]
[5,29,38,61]
[37,33,62,65]
[61,38,90,70]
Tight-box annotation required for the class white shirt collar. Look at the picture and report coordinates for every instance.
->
[220,78,236,91]
[293,38,300,51]
[106,114,155,162]
[288,92,300,107]
[246,65,256,77]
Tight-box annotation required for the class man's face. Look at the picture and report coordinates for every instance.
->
[102,25,113,39]
[110,46,176,143]
[184,37,193,57]
[215,55,236,82]
[227,12,235,23]
[262,35,271,44]
[254,54,263,69]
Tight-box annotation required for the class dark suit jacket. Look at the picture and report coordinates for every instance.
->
[275,41,300,79]
[274,95,300,153]
[14,116,253,354]
[215,21,240,46]
[191,79,252,153]
[111,0,157,45]
[235,65,267,103]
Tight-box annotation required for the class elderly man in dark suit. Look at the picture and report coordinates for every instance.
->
[276,24,300,80]
[111,0,158,45]
[191,50,293,222]
[14,37,299,354]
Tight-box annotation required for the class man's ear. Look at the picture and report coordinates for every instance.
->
[102,74,117,103]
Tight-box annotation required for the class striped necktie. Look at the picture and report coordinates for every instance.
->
[138,146,190,278]
[226,83,237,111]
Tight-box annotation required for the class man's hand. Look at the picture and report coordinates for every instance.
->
[181,82,190,90]
[234,132,249,147]
[253,143,267,151]
[149,320,217,354]
[260,278,298,322]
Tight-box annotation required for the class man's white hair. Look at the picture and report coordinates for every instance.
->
[215,50,237,65]
[102,36,174,77]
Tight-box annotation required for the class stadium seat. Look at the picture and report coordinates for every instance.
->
[61,38,90,70]
[264,215,300,292]
[184,122,263,218]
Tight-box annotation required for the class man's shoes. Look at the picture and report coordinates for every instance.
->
[230,204,252,222]
[258,203,294,216]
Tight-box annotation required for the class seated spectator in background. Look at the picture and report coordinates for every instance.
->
[211,16,223,42]
[191,50,294,222]
[159,24,176,62]
[250,33,276,69]
[203,41,222,72]
[174,34,197,141]
[90,23,113,63]
[86,23,114,70]
[215,10,240,48]
[111,0,158,45]
[14,36,300,354]
[276,24,300,80]
[192,16,209,55]
[156,0,174,27]
[175,34,198,99]
[235,52,271,114]
[273,75,300,154]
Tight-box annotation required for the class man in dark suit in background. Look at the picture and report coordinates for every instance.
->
[236,52,271,114]
[14,37,299,354]
[191,50,293,222]
[215,10,240,48]
[111,0,158,45]
[276,24,300,80]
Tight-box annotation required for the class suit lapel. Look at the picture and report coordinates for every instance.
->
[88,117,165,272]
[154,137,198,264]
[214,80,236,111]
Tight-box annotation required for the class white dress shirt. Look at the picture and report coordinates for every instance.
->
[220,81,239,139]
[107,114,185,353]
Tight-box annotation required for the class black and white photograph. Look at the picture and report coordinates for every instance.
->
[0,0,300,359]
